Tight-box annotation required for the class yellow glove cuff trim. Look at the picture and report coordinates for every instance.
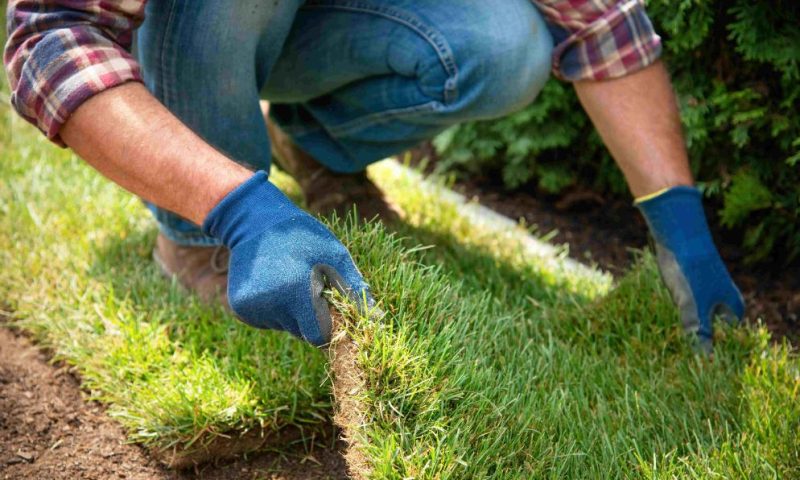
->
[634,188,670,205]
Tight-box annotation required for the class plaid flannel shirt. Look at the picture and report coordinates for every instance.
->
[4,0,661,144]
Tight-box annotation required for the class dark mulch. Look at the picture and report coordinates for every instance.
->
[407,144,800,344]
[0,325,348,480]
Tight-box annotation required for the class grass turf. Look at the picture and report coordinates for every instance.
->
[2,73,798,477]
[333,162,800,479]
[1,109,333,464]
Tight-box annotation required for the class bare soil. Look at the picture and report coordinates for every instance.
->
[329,313,370,480]
[0,325,348,480]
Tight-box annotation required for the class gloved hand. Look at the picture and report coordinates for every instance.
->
[203,171,371,346]
[636,186,745,353]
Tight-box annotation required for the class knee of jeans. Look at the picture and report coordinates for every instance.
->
[451,8,554,120]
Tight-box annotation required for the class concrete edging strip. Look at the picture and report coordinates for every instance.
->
[379,159,611,283]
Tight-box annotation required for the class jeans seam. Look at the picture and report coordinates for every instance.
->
[327,101,442,137]
[301,0,459,104]
[157,0,180,109]
[276,120,323,139]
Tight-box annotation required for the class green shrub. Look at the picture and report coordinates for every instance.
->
[433,0,800,264]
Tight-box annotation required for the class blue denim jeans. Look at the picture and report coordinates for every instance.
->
[137,0,554,246]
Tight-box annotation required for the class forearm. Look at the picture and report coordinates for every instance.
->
[573,61,693,198]
[60,83,252,225]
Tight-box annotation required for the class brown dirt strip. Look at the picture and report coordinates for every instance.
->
[153,422,328,470]
[0,325,348,479]
[329,312,370,480]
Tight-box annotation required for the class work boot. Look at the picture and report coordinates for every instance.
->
[152,233,230,307]
[262,101,402,224]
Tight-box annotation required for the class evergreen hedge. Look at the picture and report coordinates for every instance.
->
[433,0,799,264]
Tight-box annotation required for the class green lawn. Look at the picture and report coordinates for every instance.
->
[1,84,798,477]
[338,162,800,479]
[1,108,333,465]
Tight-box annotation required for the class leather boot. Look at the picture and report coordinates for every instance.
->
[152,233,230,307]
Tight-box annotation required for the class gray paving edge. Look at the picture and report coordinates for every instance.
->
[380,159,612,284]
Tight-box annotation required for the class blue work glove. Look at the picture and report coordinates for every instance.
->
[203,171,371,346]
[636,186,745,353]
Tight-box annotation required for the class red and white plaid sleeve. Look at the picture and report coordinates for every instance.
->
[533,0,663,81]
[3,0,146,145]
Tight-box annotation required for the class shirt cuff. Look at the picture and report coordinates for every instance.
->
[8,26,143,146]
[551,0,663,82]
